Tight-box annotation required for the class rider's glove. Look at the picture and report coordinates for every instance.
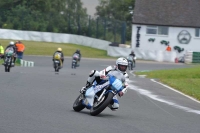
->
[122,82,128,94]
[100,75,107,79]
[122,87,128,94]
[118,91,124,97]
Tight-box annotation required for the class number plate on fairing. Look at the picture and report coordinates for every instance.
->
[111,79,123,91]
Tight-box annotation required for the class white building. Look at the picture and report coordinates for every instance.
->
[131,0,200,62]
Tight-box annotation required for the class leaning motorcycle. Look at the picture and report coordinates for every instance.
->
[53,54,62,72]
[73,75,123,116]
[71,53,80,69]
[4,50,14,72]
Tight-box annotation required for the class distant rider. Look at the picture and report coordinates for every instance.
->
[3,41,17,66]
[127,50,136,69]
[73,49,81,62]
[80,57,129,111]
[129,50,136,58]
[52,48,64,67]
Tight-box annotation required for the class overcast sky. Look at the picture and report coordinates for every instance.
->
[81,0,99,16]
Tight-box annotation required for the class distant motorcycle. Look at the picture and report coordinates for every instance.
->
[53,53,62,72]
[4,49,14,72]
[72,53,80,69]
[127,56,136,70]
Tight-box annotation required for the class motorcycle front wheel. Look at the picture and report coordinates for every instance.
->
[90,92,114,116]
[5,65,10,72]
[73,94,85,112]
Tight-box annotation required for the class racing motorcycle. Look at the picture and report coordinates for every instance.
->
[73,74,124,116]
[53,53,62,72]
[127,56,136,70]
[71,53,80,69]
[4,50,14,72]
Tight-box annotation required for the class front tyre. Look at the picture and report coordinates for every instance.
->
[90,92,114,116]
[73,94,85,112]
[7,66,10,72]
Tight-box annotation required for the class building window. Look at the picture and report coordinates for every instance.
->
[146,26,157,34]
[195,28,200,37]
[146,26,168,35]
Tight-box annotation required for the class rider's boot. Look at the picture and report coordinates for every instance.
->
[108,100,119,111]
[80,81,91,94]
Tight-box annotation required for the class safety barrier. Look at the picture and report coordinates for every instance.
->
[184,51,193,64]
[192,52,200,63]
[20,59,34,67]
[184,51,200,64]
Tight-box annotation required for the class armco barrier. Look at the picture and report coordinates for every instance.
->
[20,59,34,67]
[184,51,200,64]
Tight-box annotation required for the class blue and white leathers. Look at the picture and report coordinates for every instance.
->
[83,69,127,110]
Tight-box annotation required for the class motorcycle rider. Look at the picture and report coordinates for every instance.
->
[129,50,136,57]
[3,41,17,66]
[128,50,136,69]
[52,48,64,67]
[80,57,129,111]
[73,49,81,61]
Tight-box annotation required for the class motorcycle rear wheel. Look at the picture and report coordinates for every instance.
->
[5,66,10,72]
[72,61,77,69]
[55,64,59,72]
[90,92,114,116]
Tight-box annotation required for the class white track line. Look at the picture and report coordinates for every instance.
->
[128,72,200,115]
[128,81,200,115]
[151,79,200,104]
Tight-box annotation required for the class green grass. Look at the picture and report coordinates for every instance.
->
[0,39,116,59]
[0,59,20,66]
[135,66,200,101]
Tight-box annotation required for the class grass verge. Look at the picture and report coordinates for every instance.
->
[135,66,200,101]
[0,59,20,66]
[0,39,117,59]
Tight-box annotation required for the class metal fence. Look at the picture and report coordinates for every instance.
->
[0,10,127,44]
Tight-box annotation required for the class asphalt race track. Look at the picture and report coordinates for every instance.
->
[0,56,200,133]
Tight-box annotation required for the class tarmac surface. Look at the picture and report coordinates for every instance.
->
[0,56,200,133]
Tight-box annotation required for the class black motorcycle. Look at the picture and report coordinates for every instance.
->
[4,50,14,72]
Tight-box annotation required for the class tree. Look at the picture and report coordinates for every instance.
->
[95,0,135,42]
[0,0,88,33]
[96,0,135,22]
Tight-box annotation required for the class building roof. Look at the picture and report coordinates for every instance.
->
[132,0,200,28]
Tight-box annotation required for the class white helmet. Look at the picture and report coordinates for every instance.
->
[9,41,15,46]
[116,57,128,73]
